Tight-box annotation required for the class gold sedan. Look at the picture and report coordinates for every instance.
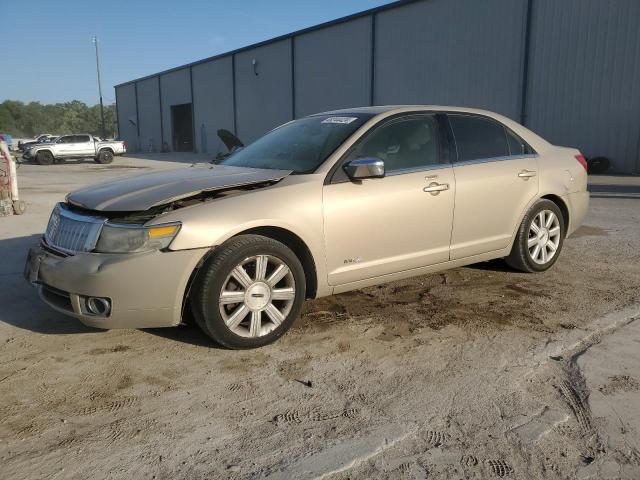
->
[26,106,589,348]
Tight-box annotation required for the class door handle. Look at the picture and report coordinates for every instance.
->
[423,182,449,195]
[518,169,537,180]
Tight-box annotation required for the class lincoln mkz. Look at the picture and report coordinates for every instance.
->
[25,106,589,348]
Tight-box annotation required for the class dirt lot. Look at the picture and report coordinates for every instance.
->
[1,155,639,479]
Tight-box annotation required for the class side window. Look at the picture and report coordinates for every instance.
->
[344,115,440,173]
[448,114,509,162]
[506,128,533,156]
[58,136,72,144]
[74,135,90,143]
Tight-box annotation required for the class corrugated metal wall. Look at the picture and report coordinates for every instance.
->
[115,83,138,152]
[192,57,235,156]
[525,0,640,174]
[294,16,372,117]
[159,68,191,150]
[234,40,293,144]
[115,0,640,173]
[374,0,527,119]
[136,77,162,153]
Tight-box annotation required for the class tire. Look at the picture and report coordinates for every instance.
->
[95,149,114,164]
[506,199,565,273]
[36,151,54,165]
[12,200,26,215]
[190,234,306,349]
[587,156,610,174]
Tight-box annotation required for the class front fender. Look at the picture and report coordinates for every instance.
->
[31,147,55,157]
[148,174,331,297]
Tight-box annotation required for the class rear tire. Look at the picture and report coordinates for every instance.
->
[190,235,306,349]
[12,200,26,215]
[506,199,565,273]
[95,149,114,164]
[36,151,54,165]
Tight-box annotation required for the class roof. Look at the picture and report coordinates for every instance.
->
[114,0,422,88]
[315,105,502,117]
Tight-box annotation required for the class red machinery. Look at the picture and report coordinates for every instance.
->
[0,135,25,216]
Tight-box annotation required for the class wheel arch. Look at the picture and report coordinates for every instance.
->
[540,193,570,233]
[98,147,114,155]
[508,193,571,255]
[180,225,319,323]
[35,148,54,156]
[235,226,318,299]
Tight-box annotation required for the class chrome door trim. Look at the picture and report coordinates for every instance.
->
[453,153,538,168]
[385,163,450,177]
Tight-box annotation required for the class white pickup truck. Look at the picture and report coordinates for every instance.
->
[25,134,126,165]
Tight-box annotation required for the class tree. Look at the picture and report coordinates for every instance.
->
[0,100,118,138]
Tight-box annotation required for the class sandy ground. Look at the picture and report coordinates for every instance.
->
[1,154,639,479]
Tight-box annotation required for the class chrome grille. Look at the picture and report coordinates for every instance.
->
[44,203,106,254]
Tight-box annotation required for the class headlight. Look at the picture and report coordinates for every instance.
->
[94,223,181,253]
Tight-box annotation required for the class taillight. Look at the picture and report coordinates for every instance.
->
[123,141,128,149]
[574,153,588,172]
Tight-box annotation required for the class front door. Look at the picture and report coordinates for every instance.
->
[447,114,539,259]
[323,114,455,286]
[56,136,74,155]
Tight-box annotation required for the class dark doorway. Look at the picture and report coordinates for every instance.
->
[171,103,194,152]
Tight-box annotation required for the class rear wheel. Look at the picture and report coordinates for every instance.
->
[506,199,565,272]
[12,200,26,215]
[190,235,306,349]
[95,149,114,164]
[36,151,54,165]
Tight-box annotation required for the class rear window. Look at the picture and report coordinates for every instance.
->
[506,128,533,156]
[448,114,509,162]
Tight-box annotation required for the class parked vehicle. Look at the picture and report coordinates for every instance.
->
[24,134,126,165]
[21,136,58,156]
[25,106,589,348]
[18,134,53,152]
[0,133,14,151]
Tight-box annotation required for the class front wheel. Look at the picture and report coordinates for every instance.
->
[36,151,54,165]
[506,199,565,273]
[190,235,306,349]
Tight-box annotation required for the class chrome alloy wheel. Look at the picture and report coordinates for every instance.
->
[527,209,561,265]
[219,255,296,338]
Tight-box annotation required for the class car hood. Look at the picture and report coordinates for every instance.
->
[66,164,292,212]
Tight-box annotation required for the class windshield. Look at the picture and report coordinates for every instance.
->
[219,114,373,173]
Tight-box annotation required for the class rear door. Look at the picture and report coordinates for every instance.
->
[447,114,539,260]
[323,113,455,285]
[73,135,94,157]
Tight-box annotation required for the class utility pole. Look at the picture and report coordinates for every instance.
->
[92,35,106,138]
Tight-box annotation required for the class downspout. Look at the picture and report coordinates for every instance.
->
[370,13,376,106]
[134,82,141,152]
[158,76,164,152]
[189,66,196,153]
[519,0,534,125]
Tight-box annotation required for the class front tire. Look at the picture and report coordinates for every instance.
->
[36,151,54,165]
[190,235,306,349]
[506,199,565,273]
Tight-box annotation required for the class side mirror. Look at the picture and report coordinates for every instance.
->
[343,157,385,180]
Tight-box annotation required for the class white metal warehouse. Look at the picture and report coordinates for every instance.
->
[114,0,640,174]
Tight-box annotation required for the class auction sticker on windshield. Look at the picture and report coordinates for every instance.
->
[321,117,358,124]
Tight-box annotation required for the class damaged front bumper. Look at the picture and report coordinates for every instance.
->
[25,241,208,329]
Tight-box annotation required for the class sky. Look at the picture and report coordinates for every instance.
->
[0,0,392,106]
